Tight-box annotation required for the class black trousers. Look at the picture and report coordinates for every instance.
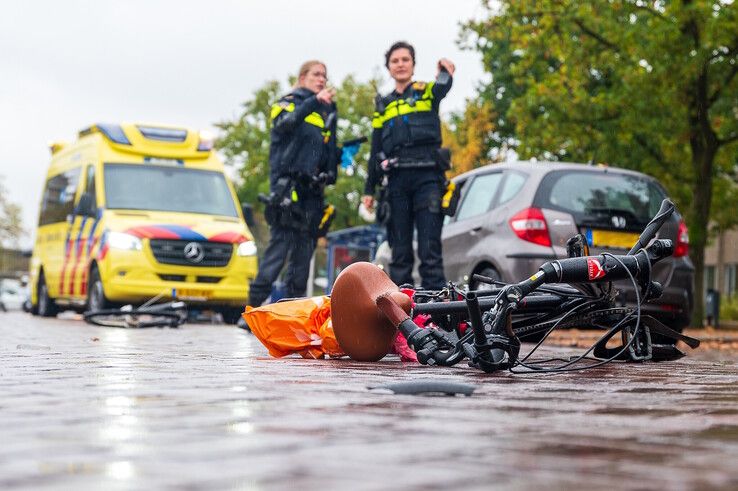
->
[248,197,322,306]
[386,169,446,289]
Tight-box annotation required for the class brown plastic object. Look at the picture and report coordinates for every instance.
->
[331,262,411,361]
[376,293,411,326]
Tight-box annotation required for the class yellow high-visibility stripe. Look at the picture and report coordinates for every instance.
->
[304,112,325,128]
[372,100,433,127]
[271,102,295,120]
[319,204,335,228]
[371,81,436,128]
[271,102,325,129]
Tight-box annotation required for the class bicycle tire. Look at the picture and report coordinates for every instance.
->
[83,309,184,328]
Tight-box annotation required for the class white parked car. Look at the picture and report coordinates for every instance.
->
[1,278,27,311]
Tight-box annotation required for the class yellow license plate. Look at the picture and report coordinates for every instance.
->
[588,229,640,249]
[176,288,211,300]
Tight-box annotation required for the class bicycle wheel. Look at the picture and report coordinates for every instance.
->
[84,308,184,328]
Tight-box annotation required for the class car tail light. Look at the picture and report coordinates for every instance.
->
[674,219,689,257]
[509,207,552,247]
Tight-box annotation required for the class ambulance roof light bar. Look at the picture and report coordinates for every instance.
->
[197,130,215,151]
[78,123,131,145]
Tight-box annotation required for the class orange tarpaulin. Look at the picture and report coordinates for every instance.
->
[243,296,344,359]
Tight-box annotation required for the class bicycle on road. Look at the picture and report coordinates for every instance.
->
[84,300,187,329]
[377,199,700,374]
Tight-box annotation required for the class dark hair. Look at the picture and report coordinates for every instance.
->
[384,41,415,69]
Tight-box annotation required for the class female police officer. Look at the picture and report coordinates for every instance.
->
[361,41,454,289]
[248,60,338,307]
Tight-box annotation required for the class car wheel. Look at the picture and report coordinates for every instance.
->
[87,268,111,312]
[36,273,58,318]
[470,266,501,291]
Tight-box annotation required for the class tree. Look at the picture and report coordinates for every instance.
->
[215,74,378,249]
[441,98,500,175]
[0,177,23,247]
[463,0,738,323]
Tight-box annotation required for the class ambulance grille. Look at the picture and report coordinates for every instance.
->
[149,239,233,267]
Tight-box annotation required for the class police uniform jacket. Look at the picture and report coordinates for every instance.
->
[365,74,452,196]
[269,87,338,193]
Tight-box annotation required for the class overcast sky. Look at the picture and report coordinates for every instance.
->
[0,0,491,247]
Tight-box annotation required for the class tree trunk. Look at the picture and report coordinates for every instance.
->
[688,144,718,326]
[682,9,719,326]
[717,228,725,295]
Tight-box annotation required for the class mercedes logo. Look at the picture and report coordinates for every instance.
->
[183,242,205,263]
[611,216,627,229]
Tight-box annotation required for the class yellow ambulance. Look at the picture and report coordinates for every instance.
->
[29,122,257,323]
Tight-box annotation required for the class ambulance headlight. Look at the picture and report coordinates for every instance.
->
[108,232,142,251]
[237,240,257,256]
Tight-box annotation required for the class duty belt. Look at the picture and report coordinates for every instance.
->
[380,157,437,172]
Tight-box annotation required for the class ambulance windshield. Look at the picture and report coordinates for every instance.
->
[103,164,238,217]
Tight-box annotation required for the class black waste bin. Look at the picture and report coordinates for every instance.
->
[325,225,386,292]
[705,288,720,327]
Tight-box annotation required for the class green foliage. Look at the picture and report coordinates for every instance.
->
[719,292,738,322]
[462,0,738,322]
[215,75,379,237]
[0,177,23,246]
[442,99,499,174]
[325,75,378,230]
[216,80,281,209]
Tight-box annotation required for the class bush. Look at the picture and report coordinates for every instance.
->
[719,293,738,322]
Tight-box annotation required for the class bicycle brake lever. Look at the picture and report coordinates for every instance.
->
[404,324,459,366]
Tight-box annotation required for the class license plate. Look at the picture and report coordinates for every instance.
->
[585,229,640,249]
[175,288,211,300]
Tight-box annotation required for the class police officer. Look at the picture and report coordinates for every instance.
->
[362,41,455,289]
[248,60,338,307]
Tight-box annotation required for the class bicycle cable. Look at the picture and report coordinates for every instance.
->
[509,251,646,374]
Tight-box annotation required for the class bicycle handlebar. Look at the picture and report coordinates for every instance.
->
[538,239,673,285]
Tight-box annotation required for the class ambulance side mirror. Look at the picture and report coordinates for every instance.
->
[241,203,256,229]
[75,192,97,218]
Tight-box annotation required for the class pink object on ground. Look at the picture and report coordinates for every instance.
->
[391,332,418,362]
[389,288,442,363]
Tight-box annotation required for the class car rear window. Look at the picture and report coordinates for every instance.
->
[535,170,666,228]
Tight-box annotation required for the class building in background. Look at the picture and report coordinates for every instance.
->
[704,230,738,300]
[0,248,29,279]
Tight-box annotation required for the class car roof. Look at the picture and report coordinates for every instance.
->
[454,160,656,182]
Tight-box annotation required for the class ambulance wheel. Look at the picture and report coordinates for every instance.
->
[87,268,111,312]
[37,273,58,318]
[220,307,244,325]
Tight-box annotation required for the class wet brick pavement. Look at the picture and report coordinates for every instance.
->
[2,311,737,490]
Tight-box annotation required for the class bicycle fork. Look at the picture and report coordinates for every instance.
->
[464,291,520,373]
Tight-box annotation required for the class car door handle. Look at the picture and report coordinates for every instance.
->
[470,226,482,235]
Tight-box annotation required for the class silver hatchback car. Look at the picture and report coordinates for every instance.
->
[375,161,694,331]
